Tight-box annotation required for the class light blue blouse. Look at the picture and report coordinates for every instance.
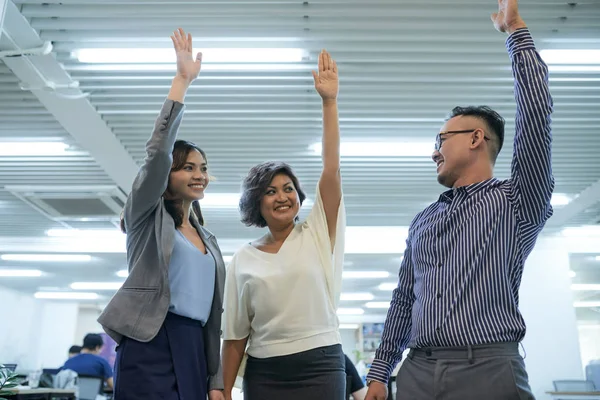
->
[168,229,215,325]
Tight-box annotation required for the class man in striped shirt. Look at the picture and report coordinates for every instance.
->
[365,0,554,399]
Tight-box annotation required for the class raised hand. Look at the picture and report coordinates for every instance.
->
[312,50,339,101]
[170,28,202,83]
[491,0,526,34]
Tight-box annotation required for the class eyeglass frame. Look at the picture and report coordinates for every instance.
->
[434,128,491,151]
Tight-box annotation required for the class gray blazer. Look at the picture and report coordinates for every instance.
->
[97,99,225,391]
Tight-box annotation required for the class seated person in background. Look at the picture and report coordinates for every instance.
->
[62,333,113,389]
[68,345,82,358]
[345,354,367,400]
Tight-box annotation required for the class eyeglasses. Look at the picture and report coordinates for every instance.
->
[434,129,490,151]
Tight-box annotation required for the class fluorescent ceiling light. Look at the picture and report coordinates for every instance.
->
[310,141,433,157]
[0,269,43,277]
[1,254,92,262]
[0,142,69,156]
[339,324,359,330]
[34,292,99,300]
[343,271,390,279]
[549,66,600,73]
[562,226,600,237]
[571,284,600,291]
[550,193,571,207]
[540,49,600,64]
[337,308,365,315]
[73,63,312,72]
[595,256,600,262]
[573,301,600,308]
[365,302,391,309]
[116,270,128,278]
[340,292,375,301]
[378,282,397,291]
[47,229,120,237]
[70,282,123,290]
[345,226,409,254]
[569,270,576,278]
[73,48,305,64]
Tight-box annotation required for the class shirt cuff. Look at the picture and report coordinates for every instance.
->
[506,28,536,58]
[366,359,395,385]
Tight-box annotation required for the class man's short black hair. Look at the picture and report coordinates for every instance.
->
[446,106,505,163]
[82,334,103,350]
[68,345,82,354]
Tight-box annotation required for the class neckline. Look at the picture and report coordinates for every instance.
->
[176,229,209,256]
[247,225,299,256]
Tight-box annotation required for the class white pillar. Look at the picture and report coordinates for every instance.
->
[0,0,7,39]
[520,236,583,399]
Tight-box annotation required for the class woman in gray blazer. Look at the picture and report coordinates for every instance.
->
[97,28,225,400]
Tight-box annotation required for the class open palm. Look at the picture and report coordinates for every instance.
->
[170,28,202,83]
[491,0,524,33]
[312,50,338,101]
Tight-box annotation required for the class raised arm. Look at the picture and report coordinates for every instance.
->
[365,238,416,400]
[123,28,202,232]
[492,0,554,227]
[313,50,342,248]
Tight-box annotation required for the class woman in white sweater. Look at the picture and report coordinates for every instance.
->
[221,50,345,400]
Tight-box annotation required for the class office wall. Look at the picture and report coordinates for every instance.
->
[0,285,79,370]
[578,323,600,370]
[520,236,583,400]
[74,306,103,343]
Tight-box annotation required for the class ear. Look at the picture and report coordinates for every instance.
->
[470,128,486,149]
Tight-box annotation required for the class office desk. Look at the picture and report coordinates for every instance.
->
[3,388,76,400]
[547,391,600,400]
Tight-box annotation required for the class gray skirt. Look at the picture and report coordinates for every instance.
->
[243,344,346,400]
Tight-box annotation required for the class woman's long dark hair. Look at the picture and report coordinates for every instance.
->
[120,140,206,233]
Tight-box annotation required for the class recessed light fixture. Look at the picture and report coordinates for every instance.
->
[310,141,433,157]
[0,269,43,277]
[73,48,306,64]
[0,141,70,156]
[70,282,123,290]
[343,271,390,279]
[34,292,99,300]
[336,308,365,315]
[365,302,391,309]
[340,292,375,301]
[1,254,92,262]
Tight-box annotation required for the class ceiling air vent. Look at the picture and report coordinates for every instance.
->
[4,185,127,222]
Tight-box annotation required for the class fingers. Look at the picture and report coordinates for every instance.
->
[323,49,331,70]
[318,50,323,73]
[196,52,203,63]
[312,70,318,85]
[332,59,337,74]
[171,28,193,52]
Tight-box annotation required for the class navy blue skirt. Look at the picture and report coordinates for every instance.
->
[113,312,208,400]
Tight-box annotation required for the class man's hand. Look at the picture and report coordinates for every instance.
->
[491,0,527,35]
[365,381,388,400]
[209,389,225,400]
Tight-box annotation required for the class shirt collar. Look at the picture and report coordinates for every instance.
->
[438,177,500,203]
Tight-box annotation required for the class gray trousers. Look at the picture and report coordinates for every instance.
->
[395,342,535,400]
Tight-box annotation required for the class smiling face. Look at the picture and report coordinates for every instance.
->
[259,173,301,228]
[432,115,483,188]
[167,148,209,202]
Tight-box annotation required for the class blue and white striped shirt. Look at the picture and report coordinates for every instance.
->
[367,28,554,385]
